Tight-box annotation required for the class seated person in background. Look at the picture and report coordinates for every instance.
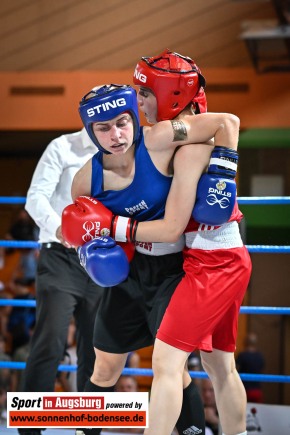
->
[7,278,36,355]
[187,351,203,390]
[106,375,142,434]
[0,334,11,389]
[188,352,202,371]
[115,375,139,393]
[6,208,39,287]
[54,349,73,392]
[236,332,265,403]
[0,283,13,341]
[0,375,10,426]
[125,351,140,369]
[11,326,33,392]
[201,378,220,435]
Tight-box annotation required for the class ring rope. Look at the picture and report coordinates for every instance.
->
[0,362,289,383]
[1,196,290,205]
[1,196,290,252]
[0,299,289,315]
[237,196,290,205]
[1,240,290,253]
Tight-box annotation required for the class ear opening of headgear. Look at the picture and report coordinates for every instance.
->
[79,84,140,154]
[133,49,207,121]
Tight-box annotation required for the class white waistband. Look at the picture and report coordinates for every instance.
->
[185,221,243,250]
[135,235,185,256]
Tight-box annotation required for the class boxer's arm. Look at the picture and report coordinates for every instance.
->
[134,145,212,243]
[145,112,239,153]
[71,158,92,201]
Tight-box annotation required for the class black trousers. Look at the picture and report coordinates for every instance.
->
[21,243,103,392]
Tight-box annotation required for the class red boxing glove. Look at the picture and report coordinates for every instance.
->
[117,241,135,262]
[62,196,139,249]
[62,196,113,247]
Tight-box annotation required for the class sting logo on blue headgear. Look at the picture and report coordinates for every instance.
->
[79,84,140,154]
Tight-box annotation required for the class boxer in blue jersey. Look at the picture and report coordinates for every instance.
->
[62,59,240,435]
[76,53,248,435]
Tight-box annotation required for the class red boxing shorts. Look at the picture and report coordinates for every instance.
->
[157,245,252,353]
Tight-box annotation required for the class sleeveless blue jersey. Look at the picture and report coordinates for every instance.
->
[91,127,172,221]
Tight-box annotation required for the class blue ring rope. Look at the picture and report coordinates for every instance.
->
[0,299,289,315]
[246,245,290,253]
[1,196,290,252]
[1,196,290,205]
[0,197,26,204]
[0,362,288,383]
[237,196,290,205]
[0,240,40,249]
[1,240,290,253]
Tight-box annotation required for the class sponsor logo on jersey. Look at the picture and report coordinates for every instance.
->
[125,200,149,216]
[87,98,127,117]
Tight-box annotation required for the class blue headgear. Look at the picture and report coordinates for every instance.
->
[79,84,140,154]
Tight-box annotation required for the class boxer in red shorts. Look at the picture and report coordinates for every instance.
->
[158,238,251,355]
[130,51,252,435]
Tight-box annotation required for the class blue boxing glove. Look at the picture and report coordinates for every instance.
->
[77,236,129,287]
[192,146,238,226]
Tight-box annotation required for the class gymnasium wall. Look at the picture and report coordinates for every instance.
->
[1,67,290,131]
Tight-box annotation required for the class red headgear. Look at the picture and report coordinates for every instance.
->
[133,49,207,121]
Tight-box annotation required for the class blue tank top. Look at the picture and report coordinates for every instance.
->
[91,127,172,221]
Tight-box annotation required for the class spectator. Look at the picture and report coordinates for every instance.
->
[0,334,12,427]
[188,352,202,372]
[0,334,11,388]
[6,208,39,286]
[0,376,10,427]
[115,375,139,393]
[54,349,73,392]
[125,352,140,369]
[7,278,35,355]
[236,332,265,403]
[201,378,221,435]
[0,249,4,270]
[187,351,203,390]
[0,282,13,340]
[106,376,143,434]
[11,324,34,392]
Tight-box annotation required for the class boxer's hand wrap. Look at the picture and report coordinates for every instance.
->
[112,216,139,243]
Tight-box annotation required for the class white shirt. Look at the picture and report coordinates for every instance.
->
[25,128,97,243]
